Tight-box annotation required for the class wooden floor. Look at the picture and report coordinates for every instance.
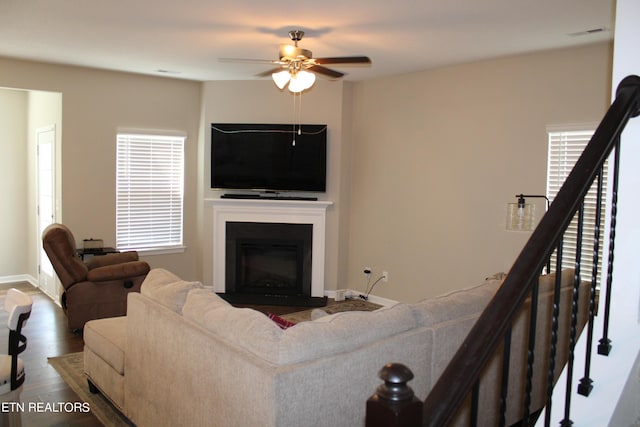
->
[0,282,102,426]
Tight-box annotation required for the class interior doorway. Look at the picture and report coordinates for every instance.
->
[37,124,59,300]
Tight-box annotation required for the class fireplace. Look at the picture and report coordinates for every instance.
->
[225,222,312,297]
[210,198,332,305]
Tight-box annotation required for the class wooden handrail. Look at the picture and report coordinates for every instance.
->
[417,75,640,426]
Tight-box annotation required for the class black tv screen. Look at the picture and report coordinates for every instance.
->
[211,123,327,192]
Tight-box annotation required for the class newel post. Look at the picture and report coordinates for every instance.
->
[366,363,423,427]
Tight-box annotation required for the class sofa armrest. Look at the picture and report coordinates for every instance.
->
[86,261,150,282]
[85,251,139,270]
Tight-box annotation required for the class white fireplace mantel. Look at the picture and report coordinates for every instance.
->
[208,198,333,296]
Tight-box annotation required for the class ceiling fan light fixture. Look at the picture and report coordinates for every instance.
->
[299,70,316,90]
[272,70,291,89]
[287,70,316,93]
[287,74,305,93]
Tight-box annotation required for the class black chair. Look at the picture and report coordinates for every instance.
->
[0,288,33,425]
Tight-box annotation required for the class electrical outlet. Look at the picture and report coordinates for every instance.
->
[382,271,389,282]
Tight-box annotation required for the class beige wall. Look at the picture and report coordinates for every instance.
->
[347,42,612,302]
[0,89,28,277]
[0,43,612,301]
[199,80,350,288]
[0,88,62,281]
[0,58,202,281]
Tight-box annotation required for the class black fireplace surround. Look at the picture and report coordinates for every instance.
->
[220,222,327,307]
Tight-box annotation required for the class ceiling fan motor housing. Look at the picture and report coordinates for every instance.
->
[279,45,312,62]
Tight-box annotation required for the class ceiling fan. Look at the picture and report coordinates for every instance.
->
[220,30,371,92]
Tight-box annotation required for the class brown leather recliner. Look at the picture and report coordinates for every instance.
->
[42,223,150,330]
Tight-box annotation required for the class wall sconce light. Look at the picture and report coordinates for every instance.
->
[506,194,550,231]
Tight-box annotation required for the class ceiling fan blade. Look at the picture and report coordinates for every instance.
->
[306,64,344,79]
[312,56,372,65]
[256,67,287,77]
[219,58,281,65]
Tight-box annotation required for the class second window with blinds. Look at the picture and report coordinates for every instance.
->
[116,133,185,254]
[546,125,607,282]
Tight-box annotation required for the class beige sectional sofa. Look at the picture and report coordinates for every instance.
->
[83,268,589,427]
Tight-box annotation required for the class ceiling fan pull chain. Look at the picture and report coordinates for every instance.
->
[292,93,297,146]
[298,93,303,136]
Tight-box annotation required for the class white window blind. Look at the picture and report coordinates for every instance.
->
[116,133,185,252]
[546,128,607,282]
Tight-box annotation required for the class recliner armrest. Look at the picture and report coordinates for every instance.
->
[86,261,151,282]
[85,251,139,270]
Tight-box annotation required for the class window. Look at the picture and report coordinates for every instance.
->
[116,133,185,253]
[546,125,607,282]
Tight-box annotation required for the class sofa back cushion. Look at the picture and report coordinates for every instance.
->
[141,268,203,314]
[183,289,283,361]
[277,303,417,364]
[411,277,502,328]
[410,268,578,329]
[182,290,417,365]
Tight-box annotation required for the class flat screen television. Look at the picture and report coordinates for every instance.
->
[211,123,327,193]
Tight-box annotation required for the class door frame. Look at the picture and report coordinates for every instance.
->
[36,124,61,303]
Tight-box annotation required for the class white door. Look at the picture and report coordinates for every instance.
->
[37,125,59,300]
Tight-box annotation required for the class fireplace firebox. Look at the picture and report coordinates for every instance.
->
[221,222,326,306]
[235,239,304,294]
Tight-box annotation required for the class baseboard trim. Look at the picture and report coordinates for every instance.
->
[0,274,37,286]
[0,275,62,307]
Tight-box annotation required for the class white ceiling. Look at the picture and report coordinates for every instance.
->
[0,0,615,83]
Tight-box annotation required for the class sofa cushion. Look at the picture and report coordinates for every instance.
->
[181,288,231,315]
[84,316,127,375]
[183,290,417,365]
[411,278,502,327]
[277,303,417,364]
[141,268,183,292]
[410,269,576,328]
[141,268,203,314]
[183,289,283,362]
[538,268,576,294]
